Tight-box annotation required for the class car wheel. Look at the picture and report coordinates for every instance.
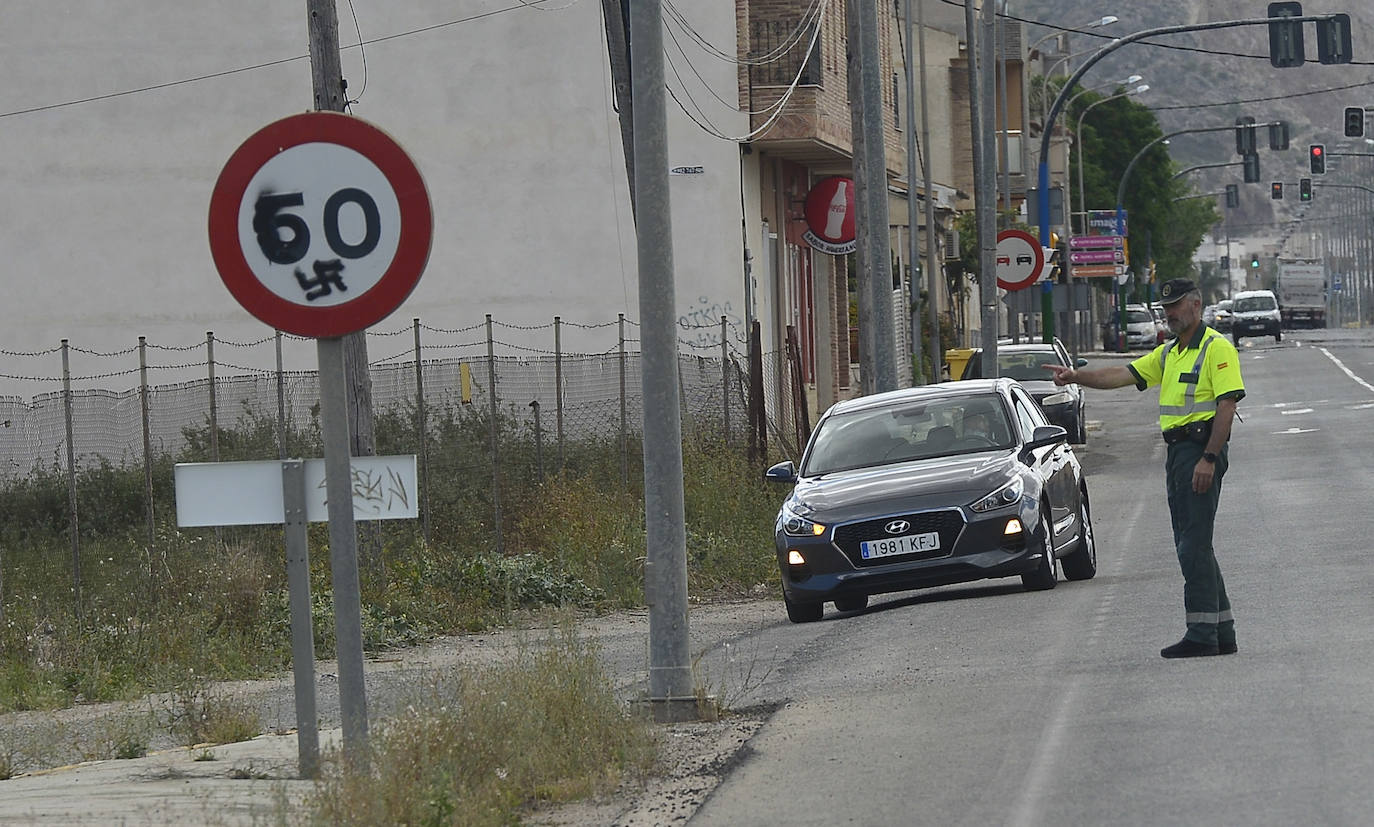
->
[784,588,823,623]
[833,595,869,613]
[1061,491,1097,581]
[1020,503,1058,591]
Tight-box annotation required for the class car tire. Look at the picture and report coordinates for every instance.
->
[1061,491,1097,581]
[1072,406,1087,445]
[833,595,869,613]
[784,589,824,623]
[1020,504,1058,591]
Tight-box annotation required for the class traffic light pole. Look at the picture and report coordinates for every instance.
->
[1035,13,1335,343]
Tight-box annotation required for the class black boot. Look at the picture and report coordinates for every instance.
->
[1160,638,1219,658]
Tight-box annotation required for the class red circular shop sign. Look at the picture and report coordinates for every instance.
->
[208,112,433,338]
[802,176,857,254]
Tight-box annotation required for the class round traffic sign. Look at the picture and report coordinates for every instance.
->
[995,229,1044,291]
[208,112,433,338]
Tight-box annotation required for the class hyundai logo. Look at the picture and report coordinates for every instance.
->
[884,519,910,535]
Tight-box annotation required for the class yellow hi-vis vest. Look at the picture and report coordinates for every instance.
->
[1129,325,1245,432]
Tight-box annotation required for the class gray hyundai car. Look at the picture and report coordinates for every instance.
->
[766,378,1097,623]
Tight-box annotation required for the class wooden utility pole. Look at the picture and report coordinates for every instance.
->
[307,1,376,465]
[601,0,636,219]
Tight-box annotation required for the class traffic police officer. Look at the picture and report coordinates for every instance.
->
[1046,278,1245,658]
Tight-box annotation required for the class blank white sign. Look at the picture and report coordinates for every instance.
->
[175,456,418,526]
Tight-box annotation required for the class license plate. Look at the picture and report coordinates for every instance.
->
[860,531,940,560]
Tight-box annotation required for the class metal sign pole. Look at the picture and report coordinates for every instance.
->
[281,459,319,778]
[317,336,369,758]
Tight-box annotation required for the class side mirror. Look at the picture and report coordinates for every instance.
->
[764,460,798,484]
[1022,425,1068,458]
[1041,392,1072,406]
[1075,358,1088,367]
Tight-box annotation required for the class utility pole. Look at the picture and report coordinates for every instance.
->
[848,0,898,394]
[628,0,695,722]
[902,0,924,384]
[970,0,999,375]
[601,0,635,219]
[918,0,941,380]
[306,0,369,761]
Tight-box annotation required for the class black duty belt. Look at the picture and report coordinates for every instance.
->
[1162,419,1213,445]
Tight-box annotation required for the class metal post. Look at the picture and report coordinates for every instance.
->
[629,0,694,721]
[207,332,219,462]
[903,0,924,384]
[618,313,628,488]
[485,315,503,553]
[918,0,941,380]
[138,338,156,572]
[275,332,287,459]
[413,319,430,545]
[530,400,544,483]
[720,316,730,441]
[61,339,82,618]
[315,336,368,759]
[281,459,319,778]
[554,316,565,473]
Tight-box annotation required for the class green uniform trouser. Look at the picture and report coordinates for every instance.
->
[1165,439,1235,647]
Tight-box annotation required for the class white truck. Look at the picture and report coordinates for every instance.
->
[1276,260,1326,329]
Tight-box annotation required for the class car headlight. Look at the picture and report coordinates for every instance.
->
[970,477,1024,513]
[779,502,826,537]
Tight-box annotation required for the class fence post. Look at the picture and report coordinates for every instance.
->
[748,321,767,462]
[485,315,503,554]
[413,319,430,545]
[61,339,82,618]
[275,331,287,459]
[721,316,730,444]
[206,332,219,462]
[138,337,156,579]
[554,316,564,474]
[618,314,628,489]
[530,400,544,483]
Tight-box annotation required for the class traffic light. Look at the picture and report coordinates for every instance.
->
[1310,144,1326,174]
[1243,153,1260,183]
[1251,255,1261,270]
[1317,14,1353,65]
[1267,1,1306,68]
[1225,184,1239,208]
[1235,116,1257,155]
[1271,182,1284,199]
[1300,177,1313,201]
[1269,121,1290,150]
[1345,106,1365,138]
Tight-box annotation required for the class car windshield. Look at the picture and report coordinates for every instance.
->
[997,351,1062,381]
[802,393,1016,475]
[1217,301,1233,312]
[1126,310,1153,324]
[1234,295,1277,312]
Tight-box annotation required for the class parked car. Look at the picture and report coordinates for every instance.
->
[1149,303,1169,344]
[765,378,1098,623]
[1230,289,1282,344]
[959,339,1088,443]
[1213,299,1234,333]
[1123,304,1160,349]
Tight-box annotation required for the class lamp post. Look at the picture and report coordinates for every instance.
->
[1064,82,1147,357]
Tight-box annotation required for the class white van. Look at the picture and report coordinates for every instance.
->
[1230,289,1282,344]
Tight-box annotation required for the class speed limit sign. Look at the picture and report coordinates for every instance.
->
[208,112,433,338]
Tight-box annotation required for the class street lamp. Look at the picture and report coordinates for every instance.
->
[1028,16,1119,58]
[1074,84,1150,234]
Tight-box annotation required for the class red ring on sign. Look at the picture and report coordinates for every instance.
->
[208,112,433,338]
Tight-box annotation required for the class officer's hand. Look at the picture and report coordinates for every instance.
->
[1192,459,1215,494]
[1045,364,1074,386]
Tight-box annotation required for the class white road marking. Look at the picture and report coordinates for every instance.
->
[1273,427,1319,435]
[1280,408,1314,415]
[1319,347,1374,394]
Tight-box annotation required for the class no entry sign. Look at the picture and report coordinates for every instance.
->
[208,112,433,338]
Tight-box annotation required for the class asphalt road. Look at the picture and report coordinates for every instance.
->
[689,328,1374,826]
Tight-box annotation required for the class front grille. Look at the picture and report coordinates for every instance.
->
[833,509,966,567]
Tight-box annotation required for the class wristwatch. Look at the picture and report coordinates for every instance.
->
[1201,452,1218,464]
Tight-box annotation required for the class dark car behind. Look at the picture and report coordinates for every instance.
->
[959,339,1087,443]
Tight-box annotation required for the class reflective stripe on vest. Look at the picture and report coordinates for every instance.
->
[1158,333,1218,418]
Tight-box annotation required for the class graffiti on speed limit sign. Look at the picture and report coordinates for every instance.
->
[208,112,433,338]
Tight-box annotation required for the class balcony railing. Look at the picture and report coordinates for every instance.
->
[748,18,822,87]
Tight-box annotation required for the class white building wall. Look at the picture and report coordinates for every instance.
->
[0,1,746,392]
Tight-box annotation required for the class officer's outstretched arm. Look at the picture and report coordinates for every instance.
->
[1046,363,1135,390]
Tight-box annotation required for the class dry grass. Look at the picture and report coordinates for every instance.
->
[303,628,656,826]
